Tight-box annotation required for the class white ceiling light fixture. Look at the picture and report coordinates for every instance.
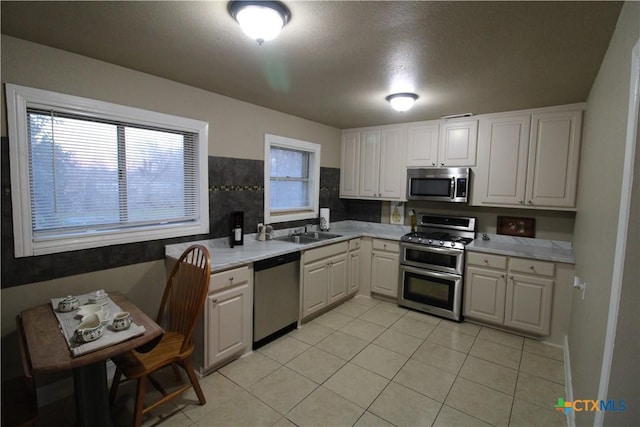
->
[385,93,419,112]
[228,1,291,45]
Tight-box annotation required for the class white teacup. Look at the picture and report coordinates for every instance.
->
[112,312,132,331]
[77,304,103,317]
[74,313,105,343]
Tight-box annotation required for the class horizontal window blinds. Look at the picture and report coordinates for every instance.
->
[27,108,200,238]
[269,146,311,211]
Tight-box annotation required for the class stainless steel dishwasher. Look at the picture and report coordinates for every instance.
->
[253,251,301,349]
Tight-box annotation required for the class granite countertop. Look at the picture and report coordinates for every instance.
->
[166,222,576,272]
[165,221,409,272]
[466,234,575,264]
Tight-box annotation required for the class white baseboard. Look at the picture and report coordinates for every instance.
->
[564,335,575,427]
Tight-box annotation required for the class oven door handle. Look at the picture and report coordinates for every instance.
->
[401,242,463,256]
[400,264,462,279]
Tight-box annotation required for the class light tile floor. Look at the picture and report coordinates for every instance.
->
[98,296,568,426]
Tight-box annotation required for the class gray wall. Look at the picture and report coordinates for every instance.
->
[569,2,639,425]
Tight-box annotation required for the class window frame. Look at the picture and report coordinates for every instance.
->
[264,134,320,224]
[5,83,209,257]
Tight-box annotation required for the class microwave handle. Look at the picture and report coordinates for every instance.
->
[450,177,456,199]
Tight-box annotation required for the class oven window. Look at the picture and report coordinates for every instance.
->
[405,248,457,269]
[410,178,451,197]
[403,271,455,310]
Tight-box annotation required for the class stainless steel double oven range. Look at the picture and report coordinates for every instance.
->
[398,213,476,322]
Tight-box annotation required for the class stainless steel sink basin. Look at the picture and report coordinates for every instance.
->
[274,231,342,244]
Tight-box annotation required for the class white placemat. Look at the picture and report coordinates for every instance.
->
[51,292,146,357]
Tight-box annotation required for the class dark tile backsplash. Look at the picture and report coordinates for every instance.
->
[1,145,381,288]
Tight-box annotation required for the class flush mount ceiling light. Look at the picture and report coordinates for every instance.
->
[228,1,291,45]
[385,93,419,112]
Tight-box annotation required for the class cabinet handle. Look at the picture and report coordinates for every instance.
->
[509,275,514,280]
[229,277,234,282]
[483,259,489,264]
[432,162,436,166]
[527,200,533,204]
[440,162,445,166]
[211,298,218,304]
[529,266,535,270]
[518,200,524,204]
[500,274,505,278]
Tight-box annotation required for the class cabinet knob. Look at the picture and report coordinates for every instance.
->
[432,162,436,166]
[518,200,524,204]
[509,275,514,280]
[483,259,489,264]
[527,200,533,204]
[211,298,218,304]
[529,266,535,271]
[501,274,505,278]
[229,277,234,282]
[440,162,445,166]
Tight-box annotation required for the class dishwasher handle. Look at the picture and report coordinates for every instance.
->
[254,251,301,271]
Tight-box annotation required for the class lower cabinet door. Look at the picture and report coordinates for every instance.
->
[505,274,554,336]
[206,283,251,368]
[328,254,348,304]
[371,251,399,297]
[348,250,361,295]
[464,266,506,324]
[302,261,328,318]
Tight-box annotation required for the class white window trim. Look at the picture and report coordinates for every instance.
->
[264,134,320,224]
[5,83,210,257]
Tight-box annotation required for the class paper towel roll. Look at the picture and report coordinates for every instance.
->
[320,208,330,231]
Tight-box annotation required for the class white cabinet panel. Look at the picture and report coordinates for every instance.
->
[379,128,405,198]
[358,130,381,198]
[206,283,251,368]
[527,110,582,207]
[406,122,440,167]
[439,120,478,167]
[465,266,506,324]
[339,131,360,197]
[370,239,400,298]
[505,273,554,336]
[473,115,530,205]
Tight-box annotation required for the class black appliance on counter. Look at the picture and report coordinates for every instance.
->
[398,213,476,321]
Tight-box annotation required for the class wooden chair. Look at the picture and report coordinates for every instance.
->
[1,316,38,427]
[109,245,211,426]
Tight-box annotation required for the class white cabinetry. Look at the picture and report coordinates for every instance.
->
[340,131,360,197]
[203,265,252,372]
[406,121,440,167]
[464,252,554,336]
[348,238,361,295]
[359,127,406,199]
[370,239,400,298]
[301,242,349,319]
[438,119,478,167]
[472,107,583,210]
[340,126,406,200]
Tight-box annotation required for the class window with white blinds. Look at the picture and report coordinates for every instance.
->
[6,84,209,257]
[264,134,320,223]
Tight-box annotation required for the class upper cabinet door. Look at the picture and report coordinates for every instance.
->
[473,115,531,206]
[439,120,478,167]
[406,122,439,167]
[359,130,381,198]
[378,127,406,199]
[526,110,582,207]
[339,130,360,197]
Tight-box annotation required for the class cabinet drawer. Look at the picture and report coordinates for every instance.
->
[304,242,348,264]
[372,239,399,252]
[210,265,250,293]
[467,252,508,269]
[349,238,361,251]
[509,257,555,277]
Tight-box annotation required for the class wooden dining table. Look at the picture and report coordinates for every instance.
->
[19,291,164,427]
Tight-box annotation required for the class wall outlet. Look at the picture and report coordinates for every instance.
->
[573,275,587,299]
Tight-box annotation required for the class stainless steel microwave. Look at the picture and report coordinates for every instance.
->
[406,167,469,203]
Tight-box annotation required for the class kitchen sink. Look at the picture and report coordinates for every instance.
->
[274,231,342,244]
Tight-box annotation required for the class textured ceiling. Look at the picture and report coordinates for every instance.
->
[0,1,623,129]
